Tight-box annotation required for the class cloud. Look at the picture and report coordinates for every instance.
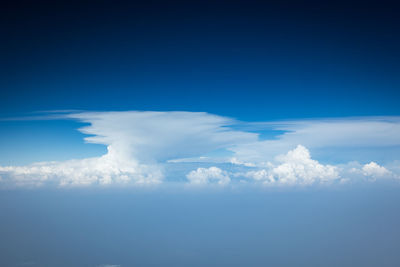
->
[0,150,163,187]
[68,111,257,162]
[242,169,274,183]
[239,145,340,185]
[229,157,256,167]
[346,161,397,181]
[271,145,340,185]
[186,167,230,185]
[0,111,256,187]
[362,162,391,178]
[1,112,400,188]
[230,117,400,164]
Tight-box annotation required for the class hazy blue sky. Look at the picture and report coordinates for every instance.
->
[1,1,400,266]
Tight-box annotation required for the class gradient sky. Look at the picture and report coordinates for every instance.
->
[1,1,400,266]
[1,1,400,120]
[1,0,400,165]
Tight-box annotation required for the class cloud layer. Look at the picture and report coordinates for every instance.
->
[230,117,400,163]
[0,111,399,188]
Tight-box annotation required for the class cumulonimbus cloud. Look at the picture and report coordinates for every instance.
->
[0,111,256,187]
[0,111,399,188]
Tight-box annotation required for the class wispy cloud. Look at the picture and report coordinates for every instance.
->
[230,117,400,163]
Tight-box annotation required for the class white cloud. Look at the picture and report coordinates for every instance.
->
[242,169,275,183]
[240,145,340,185]
[0,149,163,187]
[186,167,230,185]
[1,112,400,188]
[229,157,256,167]
[271,145,340,185]
[230,117,400,164]
[68,111,257,162]
[0,111,256,187]
[362,162,391,178]
[337,160,400,184]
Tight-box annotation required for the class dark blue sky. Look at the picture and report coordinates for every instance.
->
[1,0,399,121]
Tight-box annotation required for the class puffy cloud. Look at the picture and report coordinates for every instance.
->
[272,145,340,185]
[242,169,275,183]
[0,148,163,187]
[344,161,397,182]
[362,162,391,178]
[186,167,230,185]
[240,145,340,185]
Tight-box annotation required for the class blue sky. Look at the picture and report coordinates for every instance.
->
[1,1,400,266]
[1,1,399,180]
[1,1,400,120]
